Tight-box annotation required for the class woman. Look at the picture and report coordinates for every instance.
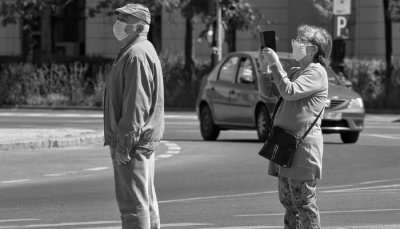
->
[260,25,332,229]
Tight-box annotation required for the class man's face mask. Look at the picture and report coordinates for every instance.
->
[291,39,311,61]
[113,20,140,41]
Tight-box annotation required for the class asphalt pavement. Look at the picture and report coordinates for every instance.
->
[0,109,399,228]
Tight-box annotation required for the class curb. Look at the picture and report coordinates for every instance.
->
[0,133,104,151]
[0,105,196,112]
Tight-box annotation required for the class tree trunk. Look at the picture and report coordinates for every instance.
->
[211,21,218,67]
[41,7,52,61]
[226,26,236,53]
[149,12,162,53]
[184,14,196,82]
[383,0,393,107]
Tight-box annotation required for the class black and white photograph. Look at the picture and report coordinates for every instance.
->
[0,0,400,228]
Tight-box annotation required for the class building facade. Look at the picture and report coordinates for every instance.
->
[0,0,399,60]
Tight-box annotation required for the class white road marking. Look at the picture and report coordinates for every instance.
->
[359,178,400,185]
[165,115,197,120]
[43,171,77,177]
[236,208,400,218]
[57,222,211,229]
[0,113,197,119]
[319,184,356,189]
[0,218,40,223]
[157,154,173,159]
[199,224,400,229]
[323,184,400,193]
[75,227,120,229]
[83,167,109,172]
[160,191,278,204]
[166,121,197,125]
[0,221,210,229]
[363,134,400,139]
[162,223,212,227]
[2,142,180,184]
[159,181,400,204]
[167,150,181,155]
[0,113,102,118]
[324,225,400,229]
[159,141,182,158]
[0,220,119,229]
[198,226,280,229]
[0,179,31,184]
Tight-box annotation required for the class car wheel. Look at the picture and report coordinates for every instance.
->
[256,105,271,142]
[199,105,220,141]
[340,131,360,144]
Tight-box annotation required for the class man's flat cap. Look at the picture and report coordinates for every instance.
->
[115,3,151,24]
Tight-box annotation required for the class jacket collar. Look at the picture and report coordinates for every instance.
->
[115,35,147,63]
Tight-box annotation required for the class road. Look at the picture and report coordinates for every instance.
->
[0,110,399,228]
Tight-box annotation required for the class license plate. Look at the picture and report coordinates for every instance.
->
[324,112,342,120]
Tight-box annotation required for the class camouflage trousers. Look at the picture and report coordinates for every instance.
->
[278,176,320,229]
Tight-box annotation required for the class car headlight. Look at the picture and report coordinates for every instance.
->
[349,98,364,109]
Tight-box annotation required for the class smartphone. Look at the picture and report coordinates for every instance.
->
[259,30,276,51]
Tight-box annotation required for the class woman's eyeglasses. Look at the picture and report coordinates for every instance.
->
[291,39,314,47]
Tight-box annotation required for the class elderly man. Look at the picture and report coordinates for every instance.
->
[103,3,164,229]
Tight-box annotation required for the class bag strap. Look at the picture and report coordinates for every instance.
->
[271,97,325,140]
[271,97,283,122]
[300,107,325,140]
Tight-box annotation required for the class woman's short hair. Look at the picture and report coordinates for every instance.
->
[296,25,332,67]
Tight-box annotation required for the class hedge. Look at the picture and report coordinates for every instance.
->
[0,54,211,108]
[343,58,400,109]
[0,56,399,109]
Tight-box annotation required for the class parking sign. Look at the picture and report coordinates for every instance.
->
[333,0,351,15]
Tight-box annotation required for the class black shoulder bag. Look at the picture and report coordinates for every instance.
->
[258,98,324,168]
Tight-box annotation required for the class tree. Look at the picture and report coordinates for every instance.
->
[220,0,256,52]
[313,0,333,19]
[88,0,180,53]
[383,0,393,106]
[0,0,74,60]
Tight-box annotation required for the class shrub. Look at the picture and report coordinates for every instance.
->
[0,58,111,107]
[343,58,386,109]
[343,58,400,109]
[161,53,211,108]
[0,54,211,108]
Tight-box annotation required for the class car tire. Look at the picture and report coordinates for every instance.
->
[340,131,360,144]
[256,105,271,142]
[199,105,220,141]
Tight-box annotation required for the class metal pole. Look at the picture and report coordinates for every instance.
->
[216,0,222,61]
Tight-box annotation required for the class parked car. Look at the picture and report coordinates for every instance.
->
[196,51,365,143]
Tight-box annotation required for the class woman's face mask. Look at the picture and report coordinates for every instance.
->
[291,39,311,61]
[113,20,139,41]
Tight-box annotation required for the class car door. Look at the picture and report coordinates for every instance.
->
[211,55,240,123]
[229,56,258,126]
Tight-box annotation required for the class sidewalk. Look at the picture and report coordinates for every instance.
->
[0,128,103,151]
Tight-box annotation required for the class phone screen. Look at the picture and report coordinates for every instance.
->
[260,30,276,51]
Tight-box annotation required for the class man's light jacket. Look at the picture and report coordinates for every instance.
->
[104,36,164,154]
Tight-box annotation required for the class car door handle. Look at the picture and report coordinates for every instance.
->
[229,90,236,94]
[210,87,215,91]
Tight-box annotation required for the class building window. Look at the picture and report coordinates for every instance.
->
[51,0,86,57]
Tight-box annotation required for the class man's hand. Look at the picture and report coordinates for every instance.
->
[114,148,131,165]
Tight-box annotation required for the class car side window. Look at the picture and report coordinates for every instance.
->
[218,56,240,83]
[237,57,255,85]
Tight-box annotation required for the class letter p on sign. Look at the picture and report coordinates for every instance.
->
[334,15,349,39]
